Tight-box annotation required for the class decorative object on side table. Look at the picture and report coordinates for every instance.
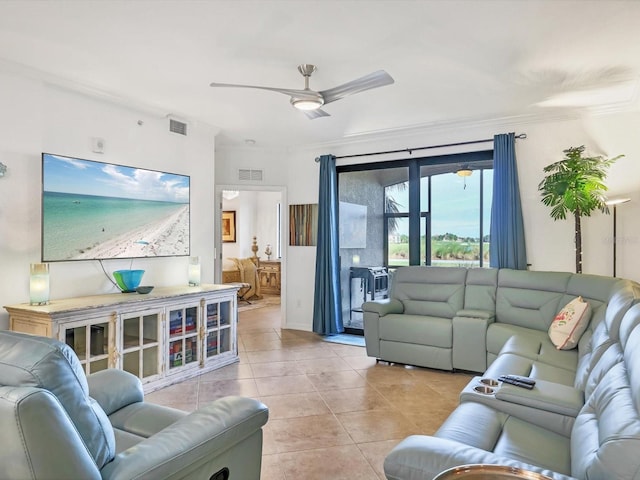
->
[136,286,154,294]
[29,263,50,305]
[113,269,145,293]
[264,243,272,260]
[538,145,623,273]
[251,235,259,260]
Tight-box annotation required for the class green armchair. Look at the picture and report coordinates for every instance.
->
[0,330,268,479]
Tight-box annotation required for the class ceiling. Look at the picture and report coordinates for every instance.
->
[1,0,639,148]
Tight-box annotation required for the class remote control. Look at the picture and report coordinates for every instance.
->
[498,375,535,389]
[501,374,536,386]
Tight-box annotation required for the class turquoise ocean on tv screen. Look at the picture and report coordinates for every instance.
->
[43,191,186,260]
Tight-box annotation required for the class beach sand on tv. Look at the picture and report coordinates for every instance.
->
[72,205,189,260]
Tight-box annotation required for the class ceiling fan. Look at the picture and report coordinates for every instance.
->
[209,64,394,119]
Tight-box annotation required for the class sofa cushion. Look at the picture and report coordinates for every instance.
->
[487,323,547,358]
[496,270,571,331]
[603,282,640,341]
[435,402,572,475]
[380,314,452,348]
[0,331,116,469]
[0,386,103,479]
[572,304,640,394]
[548,296,591,350]
[485,352,577,386]
[571,361,640,479]
[464,267,498,313]
[392,266,466,318]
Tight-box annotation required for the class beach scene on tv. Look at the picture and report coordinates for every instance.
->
[42,154,190,262]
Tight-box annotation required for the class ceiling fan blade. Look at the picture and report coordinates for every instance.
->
[320,70,394,105]
[302,108,330,120]
[209,82,315,99]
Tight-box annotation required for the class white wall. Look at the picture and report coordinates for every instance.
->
[217,110,640,332]
[7,69,637,338]
[0,70,217,329]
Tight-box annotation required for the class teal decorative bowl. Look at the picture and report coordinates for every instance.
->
[113,270,145,293]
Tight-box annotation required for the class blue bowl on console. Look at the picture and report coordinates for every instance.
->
[113,270,145,293]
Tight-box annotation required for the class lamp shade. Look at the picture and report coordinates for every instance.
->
[188,256,201,286]
[605,197,631,206]
[30,263,50,305]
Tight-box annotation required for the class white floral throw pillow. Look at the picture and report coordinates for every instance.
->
[548,296,592,350]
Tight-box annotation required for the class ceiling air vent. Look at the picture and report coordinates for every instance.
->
[238,169,263,181]
[169,118,187,136]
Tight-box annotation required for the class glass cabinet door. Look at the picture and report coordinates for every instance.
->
[61,318,112,375]
[120,310,162,382]
[167,304,200,373]
[204,299,234,360]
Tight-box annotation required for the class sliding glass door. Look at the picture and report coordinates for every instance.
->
[337,150,493,333]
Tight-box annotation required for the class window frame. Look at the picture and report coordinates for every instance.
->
[337,149,493,267]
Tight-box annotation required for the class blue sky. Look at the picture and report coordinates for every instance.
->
[43,154,189,203]
[387,171,493,238]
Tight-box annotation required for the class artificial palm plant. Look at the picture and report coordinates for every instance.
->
[538,145,622,274]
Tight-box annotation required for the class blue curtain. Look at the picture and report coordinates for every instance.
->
[489,133,527,269]
[312,154,344,335]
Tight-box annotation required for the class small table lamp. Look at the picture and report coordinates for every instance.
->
[188,256,201,286]
[30,263,50,305]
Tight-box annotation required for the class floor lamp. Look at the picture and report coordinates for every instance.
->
[605,197,631,277]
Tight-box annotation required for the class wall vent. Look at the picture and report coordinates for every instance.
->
[169,118,187,136]
[238,168,263,181]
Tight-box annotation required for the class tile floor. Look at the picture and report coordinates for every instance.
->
[146,300,473,479]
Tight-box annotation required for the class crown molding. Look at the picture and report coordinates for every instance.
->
[0,58,221,135]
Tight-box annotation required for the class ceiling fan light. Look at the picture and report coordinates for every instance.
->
[456,168,473,177]
[291,97,324,111]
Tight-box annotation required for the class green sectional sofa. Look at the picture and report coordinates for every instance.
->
[363,267,630,373]
[362,266,640,479]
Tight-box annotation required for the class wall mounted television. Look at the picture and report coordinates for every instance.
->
[42,153,190,262]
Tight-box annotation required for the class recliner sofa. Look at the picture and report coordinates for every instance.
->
[0,330,269,479]
[363,267,630,373]
[362,266,640,479]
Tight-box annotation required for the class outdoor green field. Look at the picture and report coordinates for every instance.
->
[388,238,490,267]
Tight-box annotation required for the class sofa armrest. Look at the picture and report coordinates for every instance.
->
[362,298,404,316]
[452,312,494,372]
[384,435,578,480]
[101,396,269,480]
[88,369,144,416]
[455,309,495,320]
[108,402,188,438]
[363,299,404,359]
[495,379,584,417]
[459,377,582,436]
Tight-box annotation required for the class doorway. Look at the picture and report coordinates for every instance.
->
[337,151,493,334]
[216,185,286,325]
